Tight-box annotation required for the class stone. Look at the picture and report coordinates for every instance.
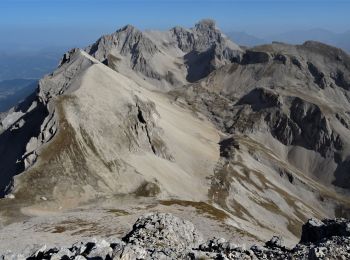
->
[265,236,284,248]
[4,194,15,199]
[86,239,112,259]
[33,244,47,258]
[118,244,147,259]
[51,248,73,260]
[74,256,86,260]
[123,212,203,254]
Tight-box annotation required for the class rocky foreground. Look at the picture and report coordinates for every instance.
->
[2,213,350,260]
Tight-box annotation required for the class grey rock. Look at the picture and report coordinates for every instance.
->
[32,245,47,257]
[51,248,73,260]
[74,256,86,260]
[265,236,284,248]
[123,212,203,255]
[118,244,148,259]
[86,239,113,259]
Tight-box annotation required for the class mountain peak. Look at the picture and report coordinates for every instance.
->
[195,19,216,31]
[118,24,138,33]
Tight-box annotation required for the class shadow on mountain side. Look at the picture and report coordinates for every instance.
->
[184,48,214,83]
[0,100,48,197]
[2,82,37,111]
[333,159,350,190]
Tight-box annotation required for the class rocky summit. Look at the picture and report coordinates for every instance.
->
[1,19,350,257]
[2,213,350,259]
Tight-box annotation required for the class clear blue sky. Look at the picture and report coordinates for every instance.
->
[0,0,349,51]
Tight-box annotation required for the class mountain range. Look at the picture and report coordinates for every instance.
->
[0,19,350,256]
[227,29,350,52]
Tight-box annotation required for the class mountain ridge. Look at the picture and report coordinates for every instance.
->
[227,28,350,52]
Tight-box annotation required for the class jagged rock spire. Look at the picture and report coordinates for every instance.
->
[195,18,217,31]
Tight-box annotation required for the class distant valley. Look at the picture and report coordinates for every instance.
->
[0,48,64,111]
[0,79,37,112]
[0,49,63,81]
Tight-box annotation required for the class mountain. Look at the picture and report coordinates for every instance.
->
[0,79,37,112]
[0,20,350,252]
[84,19,242,89]
[269,28,336,45]
[227,29,350,53]
[267,29,350,53]
[226,31,266,47]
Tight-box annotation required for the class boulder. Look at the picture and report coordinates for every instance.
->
[300,218,350,243]
[122,212,203,253]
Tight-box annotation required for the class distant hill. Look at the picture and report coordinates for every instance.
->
[227,29,350,52]
[268,29,350,52]
[0,79,37,112]
[226,31,266,47]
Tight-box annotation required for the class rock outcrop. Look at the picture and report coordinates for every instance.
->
[171,19,242,82]
[3,213,350,260]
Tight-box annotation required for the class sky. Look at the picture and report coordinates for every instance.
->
[0,0,349,51]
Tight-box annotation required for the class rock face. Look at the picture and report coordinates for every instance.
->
[166,40,350,242]
[3,213,350,260]
[171,19,242,82]
[171,40,350,191]
[232,92,342,157]
[86,25,162,80]
[85,19,242,89]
